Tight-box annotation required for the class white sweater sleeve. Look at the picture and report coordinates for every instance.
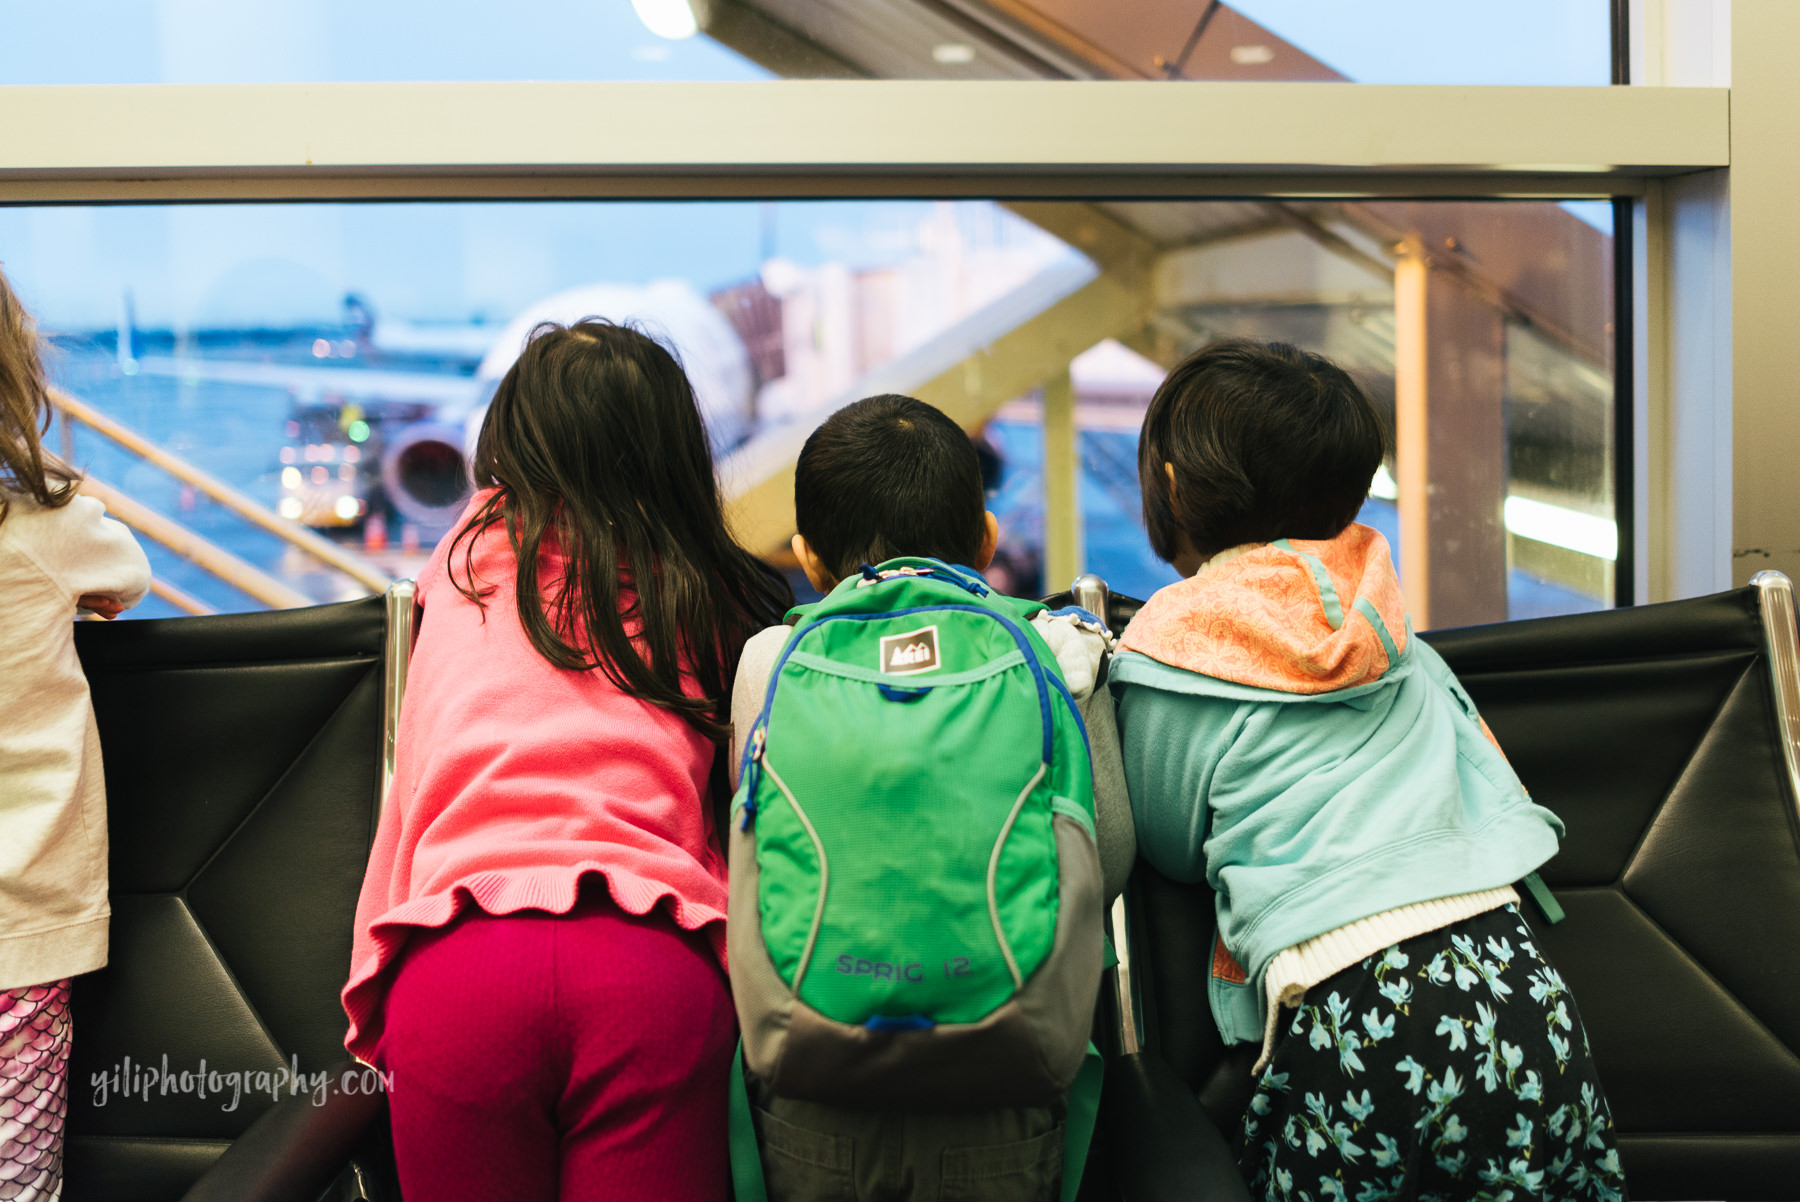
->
[24,494,152,610]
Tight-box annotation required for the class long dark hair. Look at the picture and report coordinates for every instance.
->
[0,267,78,526]
[450,319,790,741]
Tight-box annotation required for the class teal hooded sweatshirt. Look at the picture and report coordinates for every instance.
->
[1109,525,1564,1047]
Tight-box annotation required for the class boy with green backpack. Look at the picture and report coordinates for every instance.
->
[726,394,1133,1202]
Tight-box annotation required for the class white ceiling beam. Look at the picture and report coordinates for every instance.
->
[0,82,1726,193]
[1154,226,1392,309]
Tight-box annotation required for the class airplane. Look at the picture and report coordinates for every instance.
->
[135,280,760,545]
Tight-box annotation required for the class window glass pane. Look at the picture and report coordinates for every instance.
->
[0,1,1612,86]
[3,196,1615,627]
[0,0,770,85]
[1221,1,1613,85]
[728,0,1613,84]
[729,0,1614,85]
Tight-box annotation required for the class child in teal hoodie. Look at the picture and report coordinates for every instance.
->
[1112,341,1625,1201]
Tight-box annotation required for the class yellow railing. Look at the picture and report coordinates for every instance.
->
[51,388,395,611]
[76,477,311,611]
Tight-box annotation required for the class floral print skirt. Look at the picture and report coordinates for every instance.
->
[1241,904,1628,1202]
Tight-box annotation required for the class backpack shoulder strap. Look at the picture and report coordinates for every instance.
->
[994,592,1048,622]
[1060,1045,1104,1202]
[728,1042,768,1202]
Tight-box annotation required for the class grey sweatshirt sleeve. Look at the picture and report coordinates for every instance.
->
[1083,667,1137,903]
[1031,613,1137,902]
[729,624,791,791]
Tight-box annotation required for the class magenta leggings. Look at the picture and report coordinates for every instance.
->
[376,892,735,1202]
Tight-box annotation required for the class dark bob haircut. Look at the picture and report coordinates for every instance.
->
[1138,339,1385,565]
[795,394,986,580]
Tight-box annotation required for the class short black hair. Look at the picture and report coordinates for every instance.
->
[1139,339,1385,563]
[794,394,987,580]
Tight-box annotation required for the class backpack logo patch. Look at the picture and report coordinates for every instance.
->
[879,625,941,675]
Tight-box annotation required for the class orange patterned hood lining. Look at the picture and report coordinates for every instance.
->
[1119,525,1411,695]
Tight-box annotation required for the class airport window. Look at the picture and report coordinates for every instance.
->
[6,195,1619,628]
[0,1,1611,87]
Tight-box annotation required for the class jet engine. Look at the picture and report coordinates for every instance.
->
[379,420,474,532]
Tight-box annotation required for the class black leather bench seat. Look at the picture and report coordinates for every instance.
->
[69,597,387,1202]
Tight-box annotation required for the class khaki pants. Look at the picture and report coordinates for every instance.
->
[751,1083,1065,1202]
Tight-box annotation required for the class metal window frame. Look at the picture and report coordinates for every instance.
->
[1612,195,1637,608]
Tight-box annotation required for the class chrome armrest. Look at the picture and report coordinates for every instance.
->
[1110,893,1144,1055]
[1753,571,1800,828]
[1071,573,1111,628]
[380,580,418,815]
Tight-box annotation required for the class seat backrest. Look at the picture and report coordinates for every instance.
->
[1121,583,1800,1200]
[66,595,387,1202]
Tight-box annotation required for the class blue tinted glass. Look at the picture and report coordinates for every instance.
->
[1224,0,1612,85]
[3,197,1616,624]
[0,0,767,84]
[0,1,1611,86]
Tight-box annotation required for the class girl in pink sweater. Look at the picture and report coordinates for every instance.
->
[343,320,790,1201]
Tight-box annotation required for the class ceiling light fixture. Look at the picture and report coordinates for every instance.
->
[932,43,976,65]
[631,0,700,41]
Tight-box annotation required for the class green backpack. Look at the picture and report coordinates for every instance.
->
[727,558,1104,1109]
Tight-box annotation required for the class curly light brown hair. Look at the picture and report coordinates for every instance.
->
[0,266,76,527]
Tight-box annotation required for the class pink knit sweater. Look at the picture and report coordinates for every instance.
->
[342,493,728,1063]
